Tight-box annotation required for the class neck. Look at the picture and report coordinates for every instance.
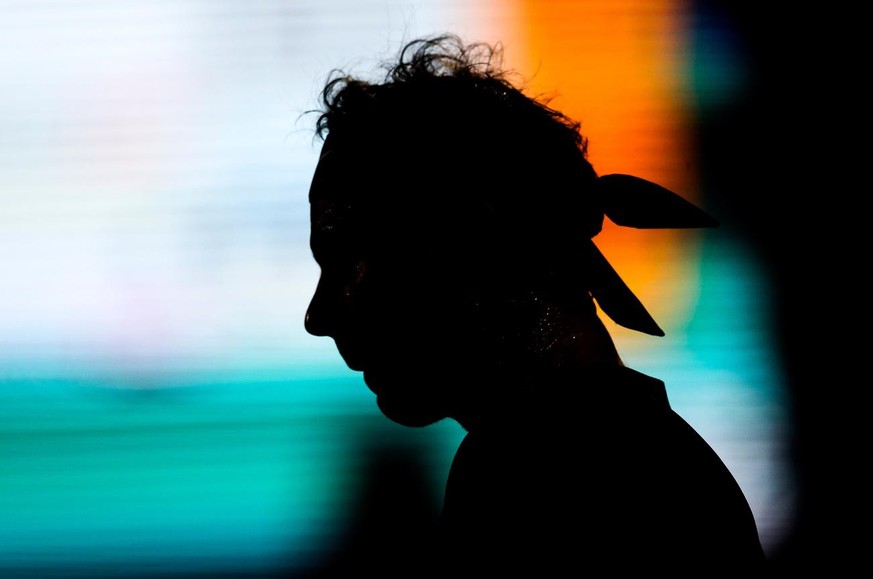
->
[451,294,624,432]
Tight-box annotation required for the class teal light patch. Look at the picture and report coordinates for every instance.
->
[0,369,464,577]
[626,233,794,555]
[688,9,748,111]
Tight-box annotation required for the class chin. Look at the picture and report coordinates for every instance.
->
[376,395,447,428]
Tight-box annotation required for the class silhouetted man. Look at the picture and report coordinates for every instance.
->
[304,34,766,576]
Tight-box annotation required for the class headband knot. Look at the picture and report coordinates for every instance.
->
[587,174,719,336]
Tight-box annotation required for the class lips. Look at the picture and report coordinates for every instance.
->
[362,370,380,394]
[334,340,366,372]
[343,357,366,372]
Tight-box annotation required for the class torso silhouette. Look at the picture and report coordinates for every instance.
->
[306,157,767,575]
[436,365,766,575]
[304,33,767,577]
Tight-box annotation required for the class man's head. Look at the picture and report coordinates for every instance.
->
[304,35,613,427]
[303,34,716,427]
[310,34,605,272]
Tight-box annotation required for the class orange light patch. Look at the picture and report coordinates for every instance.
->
[492,0,703,337]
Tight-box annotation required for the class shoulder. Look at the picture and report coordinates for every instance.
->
[441,366,766,568]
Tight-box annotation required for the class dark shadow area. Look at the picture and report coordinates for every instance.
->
[692,2,853,574]
[295,436,440,579]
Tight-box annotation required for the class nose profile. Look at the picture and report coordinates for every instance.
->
[304,307,319,336]
[305,274,343,338]
[304,294,329,337]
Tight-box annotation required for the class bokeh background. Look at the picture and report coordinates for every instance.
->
[0,1,815,576]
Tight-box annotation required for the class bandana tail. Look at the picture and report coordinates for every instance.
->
[586,241,664,337]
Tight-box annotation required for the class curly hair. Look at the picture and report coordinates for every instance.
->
[307,34,718,334]
[308,34,615,304]
[314,34,585,154]
[312,34,601,235]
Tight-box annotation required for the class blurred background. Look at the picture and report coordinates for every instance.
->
[0,1,816,576]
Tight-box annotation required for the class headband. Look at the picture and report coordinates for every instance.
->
[589,174,719,337]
